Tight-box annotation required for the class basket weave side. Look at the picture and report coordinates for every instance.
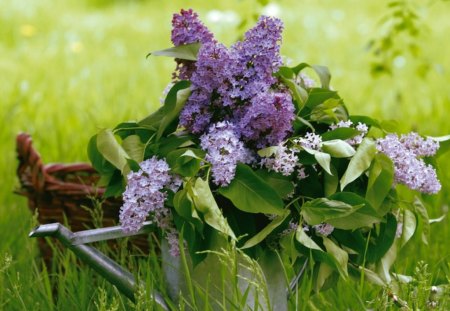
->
[15,133,150,262]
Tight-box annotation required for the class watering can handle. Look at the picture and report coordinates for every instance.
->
[29,222,169,310]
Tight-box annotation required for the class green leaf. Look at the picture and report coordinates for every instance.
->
[166,148,203,177]
[340,138,376,190]
[280,77,308,111]
[413,197,430,245]
[300,197,361,226]
[303,148,332,175]
[430,134,450,158]
[311,65,331,89]
[122,135,144,163]
[310,98,345,123]
[254,169,294,199]
[295,226,323,251]
[304,88,339,110]
[326,192,381,230]
[365,153,394,212]
[218,164,285,215]
[367,213,397,263]
[157,81,191,140]
[322,237,348,277]
[87,134,116,175]
[376,240,398,283]
[324,164,338,197]
[173,188,204,233]
[96,129,130,174]
[190,178,236,240]
[257,146,279,158]
[316,263,334,292]
[241,210,290,249]
[321,127,360,141]
[322,140,356,158]
[148,42,201,61]
[349,115,380,128]
[400,209,416,248]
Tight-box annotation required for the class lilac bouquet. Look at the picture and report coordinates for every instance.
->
[88,9,447,290]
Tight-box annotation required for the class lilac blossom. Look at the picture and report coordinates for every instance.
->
[260,142,301,177]
[179,42,234,133]
[200,121,254,186]
[399,132,439,157]
[376,133,441,194]
[237,91,295,148]
[295,132,323,150]
[230,16,283,101]
[313,223,334,236]
[171,9,216,80]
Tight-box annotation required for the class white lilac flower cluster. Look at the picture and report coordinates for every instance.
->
[330,120,368,145]
[295,132,323,150]
[200,121,254,186]
[376,133,441,194]
[119,157,182,255]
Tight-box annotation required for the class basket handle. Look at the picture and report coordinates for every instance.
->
[16,133,48,192]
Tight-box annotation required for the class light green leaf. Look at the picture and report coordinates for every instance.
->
[324,164,339,197]
[322,139,356,158]
[218,164,285,215]
[340,138,376,190]
[365,153,394,212]
[316,263,334,292]
[413,197,430,245]
[303,147,332,175]
[173,188,203,233]
[357,266,386,287]
[241,210,290,249]
[300,197,361,226]
[400,209,416,248]
[323,237,348,277]
[376,240,398,283]
[122,135,144,163]
[429,214,446,224]
[280,77,308,111]
[96,129,130,174]
[191,178,236,240]
[295,226,323,251]
[311,65,331,89]
[149,42,201,61]
[257,146,279,158]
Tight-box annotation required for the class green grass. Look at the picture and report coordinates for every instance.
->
[1,0,449,309]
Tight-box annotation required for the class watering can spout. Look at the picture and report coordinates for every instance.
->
[29,223,168,310]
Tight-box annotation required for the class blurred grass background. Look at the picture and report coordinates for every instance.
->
[1,0,449,309]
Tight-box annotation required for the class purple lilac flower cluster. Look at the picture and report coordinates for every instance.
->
[313,223,334,236]
[200,122,254,186]
[119,157,182,254]
[172,11,295,148]
[376,133,441,194]
[171,9,215,80]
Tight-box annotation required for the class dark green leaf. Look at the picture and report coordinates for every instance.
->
[166,148,203,177]
[87,134,116,175]
[254,169,294,199]
[156,81,191,140]
[349,115,380,128]
[173,188,204,233]
[304,88,339,110]
[327,192,381,229]
[311,65,331,89]
[241,210,290,249]
[367,213,397,263]
[321,127,360,141]
[219,164,285,215]
[149,42,201,61]
[301,197,361,226]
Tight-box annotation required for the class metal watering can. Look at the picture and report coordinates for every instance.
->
[30,222,293,310]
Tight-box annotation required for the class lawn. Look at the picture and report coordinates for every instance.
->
[1,0,449,309]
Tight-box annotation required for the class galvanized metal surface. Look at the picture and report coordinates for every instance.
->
[29,223,168,310]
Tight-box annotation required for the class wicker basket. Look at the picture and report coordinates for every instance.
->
[15,133,150,263]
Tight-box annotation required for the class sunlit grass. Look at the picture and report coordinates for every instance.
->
[0,0,449,309]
